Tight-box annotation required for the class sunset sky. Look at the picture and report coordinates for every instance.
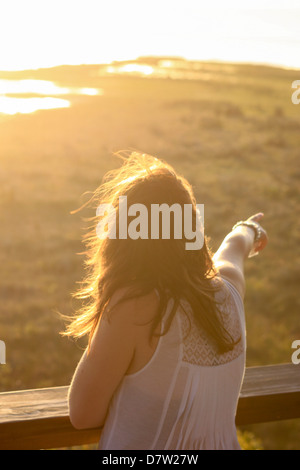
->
[1,0,299,71]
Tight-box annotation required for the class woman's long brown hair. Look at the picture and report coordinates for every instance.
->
[62,151,239,353]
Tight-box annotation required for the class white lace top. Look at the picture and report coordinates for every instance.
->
[98,278,246,450]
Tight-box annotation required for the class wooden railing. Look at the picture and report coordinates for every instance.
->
[0,363,300,450]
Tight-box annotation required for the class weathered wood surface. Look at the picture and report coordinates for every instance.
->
[236,363,300,425]
[0,363,299,450]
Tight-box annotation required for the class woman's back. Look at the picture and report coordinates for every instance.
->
[66,154,267,446]
[98,277,246,450]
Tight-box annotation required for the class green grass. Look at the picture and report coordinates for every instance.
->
[0,58,299,449]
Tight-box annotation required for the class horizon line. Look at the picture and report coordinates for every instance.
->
[0,55,299,73]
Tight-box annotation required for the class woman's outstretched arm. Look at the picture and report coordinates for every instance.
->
[213,213,268,299]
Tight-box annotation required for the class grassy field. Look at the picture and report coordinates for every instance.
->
[0,58,299,449]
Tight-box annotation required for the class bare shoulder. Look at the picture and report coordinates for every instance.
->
[103,288,160,328]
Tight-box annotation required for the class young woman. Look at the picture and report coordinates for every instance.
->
[64,152,268,450]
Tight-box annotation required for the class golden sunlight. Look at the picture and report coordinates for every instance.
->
[0,80,70,95]
[0,96,70,115]
[0,79,102,114]
[106,64,154,76]
[79,88,100,96]
[0,80,101,96]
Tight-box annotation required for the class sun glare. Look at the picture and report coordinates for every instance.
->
[0,80,70,95]
[106,64,154,76]
[79,88,101,96]
[0,79,102,114]
[0,80,101,96]
[0,96,70,115]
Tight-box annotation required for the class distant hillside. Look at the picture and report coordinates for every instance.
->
[0,56,299,449]
[0,56,298,85]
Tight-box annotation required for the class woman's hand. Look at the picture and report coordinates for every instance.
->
[246,212,268,254]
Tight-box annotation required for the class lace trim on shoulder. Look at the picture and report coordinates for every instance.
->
[179,287,244,367]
